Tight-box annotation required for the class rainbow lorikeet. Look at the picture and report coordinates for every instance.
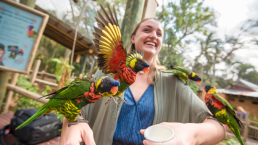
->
[92,4,150,104]
[204,85,244,145]
[161,65,201,85]
[16,76,120,130]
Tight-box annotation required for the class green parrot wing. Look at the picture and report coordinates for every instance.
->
[174,66,191,75]
[161,70,188,84]
[49,80,91,100]
[37,85,70,100]
[212,93,244,127]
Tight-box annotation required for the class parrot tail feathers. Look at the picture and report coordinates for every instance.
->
[15,108,48,130]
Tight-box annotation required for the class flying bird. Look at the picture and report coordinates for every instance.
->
[92,4,150,104]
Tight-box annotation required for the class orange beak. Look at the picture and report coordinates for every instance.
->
[197,81,201,84]
[110,86,118,95]
[142,68,150,74]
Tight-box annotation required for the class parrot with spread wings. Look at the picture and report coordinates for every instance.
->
[92,4,150,104]
[204,85,244,145]
[16,76,120,129]
[161,65,201,85]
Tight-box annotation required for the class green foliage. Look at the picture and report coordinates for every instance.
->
[14,75,43,110]
[14,74,63,121]
[218,137,241,145]
[51,58,74,85]
[42,85,52,96]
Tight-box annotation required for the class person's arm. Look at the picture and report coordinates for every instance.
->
[59,115,96,145]
[140,115,226,145]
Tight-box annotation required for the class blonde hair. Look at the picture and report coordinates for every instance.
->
[127,18,166,84]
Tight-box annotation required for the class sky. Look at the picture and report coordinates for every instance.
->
[35,0,258,73]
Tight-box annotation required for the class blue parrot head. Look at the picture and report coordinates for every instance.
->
[97,76,120,95]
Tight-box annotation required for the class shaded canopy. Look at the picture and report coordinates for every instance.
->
[35,6,98,56]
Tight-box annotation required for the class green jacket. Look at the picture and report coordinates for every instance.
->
[81,70,209,145]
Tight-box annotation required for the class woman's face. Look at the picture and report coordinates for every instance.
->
[131,19,163,59]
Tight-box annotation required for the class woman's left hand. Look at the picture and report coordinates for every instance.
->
[140,122,196,145]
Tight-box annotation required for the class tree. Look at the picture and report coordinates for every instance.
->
[156,0,216,68]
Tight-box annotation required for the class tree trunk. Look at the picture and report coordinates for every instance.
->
[121,0,145,49]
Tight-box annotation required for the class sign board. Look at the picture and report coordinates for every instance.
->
[0,0,48,74]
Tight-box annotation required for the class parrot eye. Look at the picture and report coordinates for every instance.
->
[141,62,144,65]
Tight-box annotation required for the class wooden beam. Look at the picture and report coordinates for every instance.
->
[7,84,48,104]
[35,78,58,87]
[30,59,41,84]
[55,20,61,26]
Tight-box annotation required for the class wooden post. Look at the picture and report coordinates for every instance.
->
[3,73,19,113]
[30,59,41,84]
[121,0,146,49]
[0,71,10,112]
[79,53,88,77]
[243,112,249,142]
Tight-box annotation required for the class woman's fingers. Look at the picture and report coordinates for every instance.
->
[82,124,96,145]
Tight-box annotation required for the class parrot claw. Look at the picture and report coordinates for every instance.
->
[68,119,88,127]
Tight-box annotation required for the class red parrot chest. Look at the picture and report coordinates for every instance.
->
[205,92,225,110]
[114,68,136,85]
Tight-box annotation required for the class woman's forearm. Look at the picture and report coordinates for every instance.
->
[190,118,226,145]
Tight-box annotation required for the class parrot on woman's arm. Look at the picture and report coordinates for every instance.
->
[92,4,150,104]
[161,65,201,85]
[15,76,120,129]
[204,85,244,145]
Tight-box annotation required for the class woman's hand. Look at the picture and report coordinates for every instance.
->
[59,116,96,145]
[140,122,196,145]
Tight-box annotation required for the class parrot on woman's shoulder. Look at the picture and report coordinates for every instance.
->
[161,65,201,85]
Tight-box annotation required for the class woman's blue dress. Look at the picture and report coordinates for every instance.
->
[112,85,155,145]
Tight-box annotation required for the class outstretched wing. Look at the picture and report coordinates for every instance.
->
[93,4,127,74]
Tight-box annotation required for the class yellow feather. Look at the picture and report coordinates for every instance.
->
[130,58,137,69]
[99,40,112,48]
[99,46,113,53]
[102,30,113,43]
[100,36,113,46]
[105,26,116,42]
[109,23,118,41]
[115,26,121,41]
[96,77,102,89]
[191,72,196,77]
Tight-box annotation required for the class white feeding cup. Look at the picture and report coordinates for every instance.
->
[144,125,175,143]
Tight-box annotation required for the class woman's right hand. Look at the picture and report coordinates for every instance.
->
[59,116,96,145]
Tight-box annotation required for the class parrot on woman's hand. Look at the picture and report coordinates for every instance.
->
[204,85,244,145]
[15,76,120,130]
[161,65,201,85]
[92,4,150,105]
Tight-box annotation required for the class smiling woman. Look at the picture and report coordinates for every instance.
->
[60,8,225,145]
